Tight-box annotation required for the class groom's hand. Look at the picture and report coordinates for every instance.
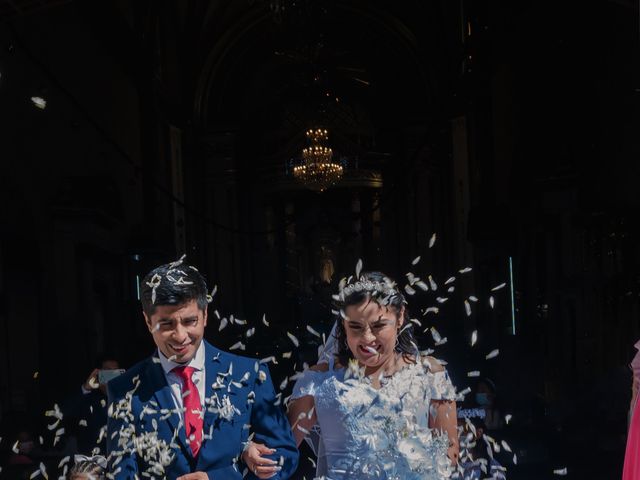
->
[177,472,208,480]
[242,441,281,479]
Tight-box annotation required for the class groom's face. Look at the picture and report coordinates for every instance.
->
[144,299,207,363]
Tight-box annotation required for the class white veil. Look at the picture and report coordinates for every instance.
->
[304,319,339,464]
[317,320,339,365]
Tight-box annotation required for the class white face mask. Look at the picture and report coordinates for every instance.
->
[475,393,492,406]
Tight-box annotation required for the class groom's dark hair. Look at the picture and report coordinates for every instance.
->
[140,261,209,316]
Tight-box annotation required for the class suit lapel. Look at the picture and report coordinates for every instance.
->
[147,354,192,458]
[198,341,221,466]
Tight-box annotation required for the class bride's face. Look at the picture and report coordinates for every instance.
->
[343,298,404,369]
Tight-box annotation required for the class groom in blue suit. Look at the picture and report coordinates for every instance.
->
[107,261,298,479]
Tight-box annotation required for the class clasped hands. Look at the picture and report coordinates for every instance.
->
[242,441,282,479]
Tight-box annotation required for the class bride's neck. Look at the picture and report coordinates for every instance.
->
[363,353,399,378]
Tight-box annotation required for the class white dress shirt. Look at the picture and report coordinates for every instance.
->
[158,341,206,420]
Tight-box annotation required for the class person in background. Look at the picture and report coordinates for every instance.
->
[62,355,122,455]
[7,429,38,466]
[458,378,505,480]
[474,378,504,431]
[67,456,106,480]
[622,340,640,479]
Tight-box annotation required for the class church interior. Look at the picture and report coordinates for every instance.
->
[0,0,639,478]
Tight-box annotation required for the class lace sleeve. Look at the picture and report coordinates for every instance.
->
[290,369,329,401]
[428,370,457,401]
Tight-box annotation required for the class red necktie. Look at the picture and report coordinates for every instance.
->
[172,366,203,456]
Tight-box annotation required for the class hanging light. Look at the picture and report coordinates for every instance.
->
[293,128,343,192]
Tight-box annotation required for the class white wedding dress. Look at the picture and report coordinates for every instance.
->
[290,357,457,480]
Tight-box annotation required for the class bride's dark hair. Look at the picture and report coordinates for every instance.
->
[333,271,418,366]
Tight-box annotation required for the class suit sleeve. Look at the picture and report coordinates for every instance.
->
[243,365,299,480]
[106,382,139,479]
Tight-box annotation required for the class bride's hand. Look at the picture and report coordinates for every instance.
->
[242,441,280,479]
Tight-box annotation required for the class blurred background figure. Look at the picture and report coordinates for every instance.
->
[475,378,504,432]
[61,355,123,456]
[458,378,506,480]
[622,340,640,479]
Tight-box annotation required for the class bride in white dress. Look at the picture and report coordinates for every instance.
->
[247,271,459,479]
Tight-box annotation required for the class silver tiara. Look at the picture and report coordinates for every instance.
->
[339,279,399,299]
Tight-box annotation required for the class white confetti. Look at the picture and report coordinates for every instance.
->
[262,314,270,327]
[467,371,480,377]
[218,318,228,331]
[459,267,473,274]
[464,300,472,316]
[444,276,456,285]
[505,414,512,424]
[429,233,437,248]
[468,295,478,302]
[553,467,568,475]
[31,96,46,109]
[306,325,321,338]
[423,307,439,315]
[287,331,300,347]
[430,327,442,343]
[411,256,421,265]
[489,296,495,308]
[428,275,437,291]
[355,259,363,279]
[229,341,246,351]
[245,327,255,338]
[471,330,478,346]
[485,349,500,360]
[404,285,416,296]
[491,283,507,291]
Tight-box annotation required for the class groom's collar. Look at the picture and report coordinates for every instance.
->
[157,341,205,374]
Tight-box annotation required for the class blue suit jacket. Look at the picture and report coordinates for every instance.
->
[107,341,298,479]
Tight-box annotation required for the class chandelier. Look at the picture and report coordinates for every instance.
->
[293,128,343,192]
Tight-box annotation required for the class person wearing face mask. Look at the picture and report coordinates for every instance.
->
[61,355,122,456]
[473,378,504,431]
[246,271,459,480]
[456,379,506,480]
